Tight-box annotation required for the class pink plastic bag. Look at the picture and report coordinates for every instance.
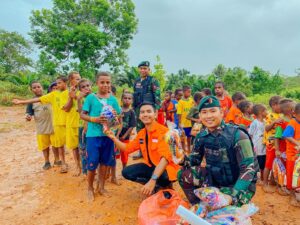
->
[138,189,189,225]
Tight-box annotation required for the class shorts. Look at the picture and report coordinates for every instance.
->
[120,140,129,165]
[66,127,79,150]
[265,144,275,170]
[52,125,66,148]
[257,155,266,170]
[183,127,192,138]
[37,134,54,151]
[86,136,116,170]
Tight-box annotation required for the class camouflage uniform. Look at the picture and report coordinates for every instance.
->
[178,121,259,206]
[133,75,161,131]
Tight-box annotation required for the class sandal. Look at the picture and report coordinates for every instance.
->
[60,163,68,173]
[43,162,51,170]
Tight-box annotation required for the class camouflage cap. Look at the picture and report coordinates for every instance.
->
[198,95,221,111]
[138,61,150,68]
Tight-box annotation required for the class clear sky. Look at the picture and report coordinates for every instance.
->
[1,0,300,75]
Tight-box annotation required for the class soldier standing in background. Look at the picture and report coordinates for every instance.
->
[132,61,161,159]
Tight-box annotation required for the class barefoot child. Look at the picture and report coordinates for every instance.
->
[63,71,82,176]
[77,79,92,175]
[13,76,69,173]
[80,72,121,201]
[25,81,59,170]
[273,99,295,195]
[283,103,300,207]
[263,95,283,193]
[249,104,268,184]
[177,86,194,154]
[117,92,136,168]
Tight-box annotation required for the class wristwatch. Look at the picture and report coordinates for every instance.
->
[151,174,158,181]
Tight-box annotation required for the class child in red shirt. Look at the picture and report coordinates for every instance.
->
[214,81,232,118]
[283,103,300,207]
[162,91,175,124]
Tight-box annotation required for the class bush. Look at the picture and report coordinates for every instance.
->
[0,81,31,106]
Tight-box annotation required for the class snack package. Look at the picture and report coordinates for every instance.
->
[272,157,287,187]
[100,103,120,131]
[194,187,232,211]
[205,203,259,225]
[165,121,184,164]
[292,154,300,190]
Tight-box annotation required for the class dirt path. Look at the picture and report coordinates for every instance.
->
[0,106,299,225]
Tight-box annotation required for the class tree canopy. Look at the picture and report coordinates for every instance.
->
[0,30,32,73]
[29,0,138,76]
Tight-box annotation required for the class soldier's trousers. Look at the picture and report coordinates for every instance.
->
[177,166,208,204]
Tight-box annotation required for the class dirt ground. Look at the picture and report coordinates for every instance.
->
[1,106,300,225]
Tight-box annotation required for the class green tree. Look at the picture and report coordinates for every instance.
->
[0,29,32,73]
[222,67,252,96]
[212,64,227,80]
[30,0,138,74]
[36,51,59,76]
[115,66,139,88]
[152,56,166,91]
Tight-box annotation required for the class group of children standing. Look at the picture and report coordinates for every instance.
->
[13,75,300,205]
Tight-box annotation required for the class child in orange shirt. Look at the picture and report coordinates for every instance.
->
[273,99,295,195]
[214,81,232,118]
[237,100,254,130]
[225,92,246,124]
[283,103,300,207]
[263,95,283,193]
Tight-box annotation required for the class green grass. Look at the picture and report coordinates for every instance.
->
[0,81,31,106]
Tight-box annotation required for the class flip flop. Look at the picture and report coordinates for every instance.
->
[43,162,51,170]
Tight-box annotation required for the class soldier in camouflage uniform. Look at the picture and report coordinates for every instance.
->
[132,61,161,159]
[178,96,258,206]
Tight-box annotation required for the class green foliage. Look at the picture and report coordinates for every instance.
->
[249,67,283,95]
[152,56,166,91]
[222,67,252,96]
[115,66,139,88]
[30,0,138,74]
[0,81,32,106]
[0,29,32,73]
[284,88,300,100]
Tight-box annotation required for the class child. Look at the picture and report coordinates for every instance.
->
[214,81,232,118]
[201,88,212,96]
[177,86,194,154]
[117,92,136,168]
[249,104,268,184]
[162,91,175,124]
[187,92,204,137]
[13,76,69,173]
[47,82,57,93]
[25,81,59,170]
[274,99,295,195]
[77,79,92,175]
[80,72,121,201]
[237,100,254,130]
[283,103,300,207]
[225,92,246,124]
[171,88,183,129]
[263,95,283,193]
[64,71,82,176]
